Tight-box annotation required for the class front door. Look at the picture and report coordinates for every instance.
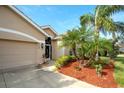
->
[45,37,52,59]
[45,44,52,59]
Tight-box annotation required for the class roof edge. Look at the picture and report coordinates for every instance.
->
[41,25,58,35]
[8,5,50,37]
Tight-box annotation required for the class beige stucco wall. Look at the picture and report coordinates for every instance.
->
[0,30,39,43]
[51,39,70,60]
[51,40,57,60]
[0,6,46,42]
[43,28,57,38]
[64,48,70,56]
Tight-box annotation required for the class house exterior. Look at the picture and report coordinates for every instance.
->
[117,42,124,53]
[0,5,69,71]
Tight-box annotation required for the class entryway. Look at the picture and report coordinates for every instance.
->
[45,37,52,60]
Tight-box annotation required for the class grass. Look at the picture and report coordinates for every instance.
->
[101,54,124,87]
[114,54,124,87]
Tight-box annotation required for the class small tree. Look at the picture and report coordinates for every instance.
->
[76,25,94,67]
[61,28,80,58]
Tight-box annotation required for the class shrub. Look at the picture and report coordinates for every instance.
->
[89,58,109,77]
[55,55,76,69]
[74,66,81,71]
[109,45,119,59]
[89,58,109,68]
[95,64,103,77]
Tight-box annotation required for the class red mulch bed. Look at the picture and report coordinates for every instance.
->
[58,61,117,88]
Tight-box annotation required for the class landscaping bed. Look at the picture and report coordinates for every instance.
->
[58,61,117,88]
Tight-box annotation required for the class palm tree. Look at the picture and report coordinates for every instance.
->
[76,25,94,66]
[98,38,113,56]
[77,26,113,67]
[80,5,124,60]
[61,28,80,58]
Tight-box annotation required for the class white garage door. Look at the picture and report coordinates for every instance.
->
[0,40,37,70]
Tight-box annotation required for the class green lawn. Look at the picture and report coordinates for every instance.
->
[101,54,124,87]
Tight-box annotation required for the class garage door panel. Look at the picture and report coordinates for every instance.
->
[0,40,38,69]
[0,49,36,55]
[1,54,35,62]
[0,43,36,55]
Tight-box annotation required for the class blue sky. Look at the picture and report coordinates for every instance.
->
[16,5,124,35]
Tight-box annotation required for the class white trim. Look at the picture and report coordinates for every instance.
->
[0,27,45,43]
[53,36,62,40]
[41,25,58,35]
[8,5,50,37]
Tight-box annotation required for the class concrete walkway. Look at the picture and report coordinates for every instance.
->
[0,61,97,88]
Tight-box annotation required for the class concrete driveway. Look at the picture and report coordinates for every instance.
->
[0,62,97,88]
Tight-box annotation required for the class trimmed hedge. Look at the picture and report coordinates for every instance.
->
[55,55,76,69]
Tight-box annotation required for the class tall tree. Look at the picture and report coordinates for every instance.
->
[80,5,124,60]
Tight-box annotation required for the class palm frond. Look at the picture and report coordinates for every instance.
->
[114,22,124,33]
[97,5,124,17]
[80,14,95,26]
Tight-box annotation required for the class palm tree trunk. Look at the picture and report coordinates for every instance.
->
[94,6,100,61]
[72,47,77,58]
[94,27,100,61]
[110,32,117,62]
